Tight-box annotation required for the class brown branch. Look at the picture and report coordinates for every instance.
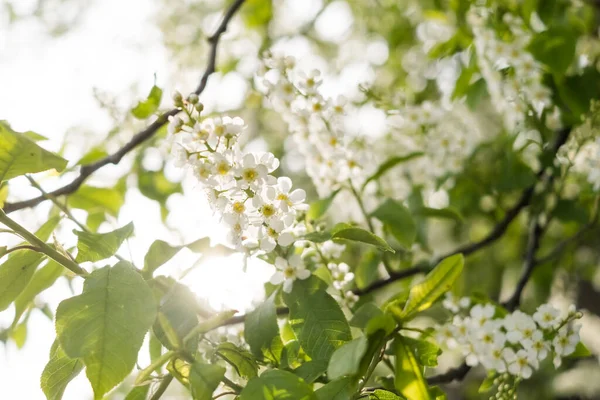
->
[3,0,246,214]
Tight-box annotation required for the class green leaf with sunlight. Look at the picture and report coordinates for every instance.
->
[143,240,184,277]
[12,259,63,327]
[371,199,417,247]
[362,152,424,189]
[307,189,340,220]
[528,26,577,76]
[327,336,369,380]
[331,223,394,253]
[188,362,226,400]
[216,342,259,379]
[315,377,359,400]
[131,85,163,119]
[153,282,199,350]
[240,370,317,400]
[0,121,67,182]
[244,291,280,361]
[55,262,157,400]
[41,340,84,400]
[370,389,408,400]
[399,254,464,320]
[68,186,124,217]
[283,277,352,365]
[414,207,463,223]
[0,216,59,311]
[402,337,441,367]
[393,335,432,400]
[74,222,134,262]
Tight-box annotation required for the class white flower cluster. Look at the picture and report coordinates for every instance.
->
[469,9,556,132]
[167,94,308,254]
[436,295,582,380]
[258,52,373,197]
[572,136,600,191]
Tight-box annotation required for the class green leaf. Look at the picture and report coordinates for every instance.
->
[327,336,369,379]
[283,277,352,364]
[11,319,28,348]
[216,342,259,379]
[68,186,124,217]
[400,254,464,320]
[131,85,163,119]
[307,189,340,220]
[393,335,432,400]
[153,282,199,350]
[244,291,280,360]
[478,374,496,393]
[124,385,150,400]
[240,369,317,400]
[402,337,441,367]
[350,302,384,329]
[0,121,67,182]
[567,341,592,358]
[315,377,359,400]
[355,249,382,289]
[302,231,332,243]
[12,259,63,327]
[41,340,84,400]
[331,223,394,253]
[369,390,408,400]
[242,0,273,29]
[528,26,577,76]
[371,199,417,247]
[414,207,463,223]
[365,314,397,336]
[55,262,157,399]
[143,240,183,276]
[363,152,424,189]
[74,222,134,262]
[0,216,59,311]
[294,360,328,383]
[188,362,226,400]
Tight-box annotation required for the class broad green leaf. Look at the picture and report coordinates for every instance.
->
[0,121,67,182]
[294,360,328,383]
[327,336,369,379]
[55,262,157,399]
[355,249,382,289]
[137,168,182,218]
[567,341,592,358]
[350,302,384,329]
[41,340,84,400]
[124,385,150,400]
[22,131,48,141]
[331,223,394,253]
[0,216,59,311]
[12,259,63,327]
[371,199,417,247]
[188,362,226,400]
[153,282,199,350]
[528,26,577,76]
[244,291,280,360]
[74,222,134,262]
[302,231,332,243]
[315,377,359,400]
[68,186,124,217]
[240,369,317,400]
[363,152,424,189]
[400,254,464,320]
[216,342,258,379]
[414,207,463,223]
[11,320,27,348]
[402,337,441,367]
[478,373,496,393]
[149,330,163,362]
[283,277,352,364]
[143,240,183,276]
[365,314,396,336]
[77,146,108,165]
[370,390,408,400]
[307,189,340,220]
[131,85,163,119]
[393,335,431,400]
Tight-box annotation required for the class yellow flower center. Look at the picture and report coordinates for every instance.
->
[243,168,258,181]
[232,201,245,214]
[261,204,276,218]
[284,267,295,278]
[217,161,230,175]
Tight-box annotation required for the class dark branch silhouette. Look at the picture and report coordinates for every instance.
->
[3,0,246,214]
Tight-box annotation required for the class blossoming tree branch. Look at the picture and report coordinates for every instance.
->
[1,0,600,399]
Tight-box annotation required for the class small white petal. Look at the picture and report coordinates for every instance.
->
[270,272,284,285]
[277,177,293,193]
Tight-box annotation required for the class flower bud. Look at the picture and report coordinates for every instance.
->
[187,93,199,104]
[172,90,183,107]
[195,102,204,112]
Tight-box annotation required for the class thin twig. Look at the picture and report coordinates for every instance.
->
[149,374,173,400]
[3,0,246,214]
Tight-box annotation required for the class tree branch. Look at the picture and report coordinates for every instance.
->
[3,0,246,214]
[357,127,572,296]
